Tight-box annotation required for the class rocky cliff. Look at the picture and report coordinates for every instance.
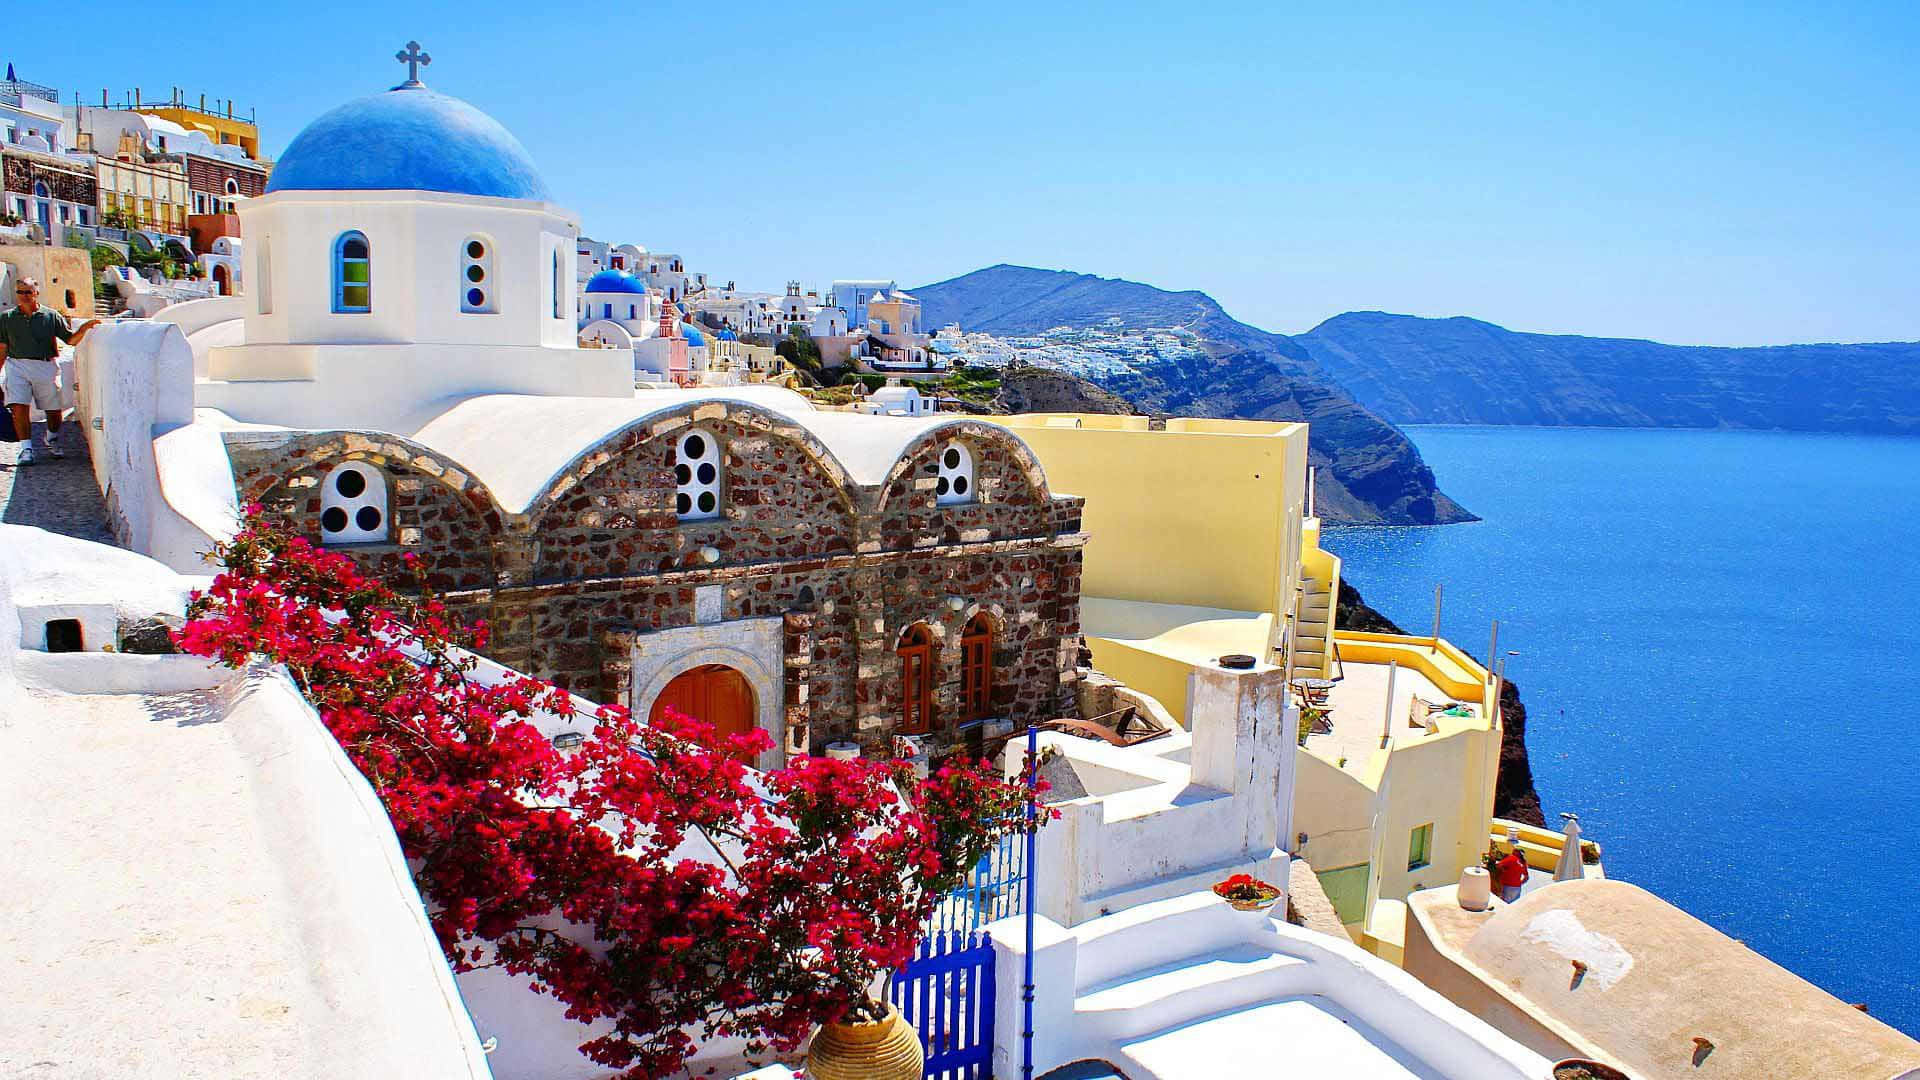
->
[1297,311,1920,433]
[916,266,1473,526]
[988,363,1139,415]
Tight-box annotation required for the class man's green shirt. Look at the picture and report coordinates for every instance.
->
[0,307,76,360]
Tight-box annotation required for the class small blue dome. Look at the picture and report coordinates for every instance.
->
[717,329,738,341]
[584,269,648,295]
[681,324,707,347]
[267,86,551,201]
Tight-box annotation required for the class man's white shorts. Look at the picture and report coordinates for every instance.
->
[3,357,62,412]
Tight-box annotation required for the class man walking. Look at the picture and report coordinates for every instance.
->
[1,277,101,465]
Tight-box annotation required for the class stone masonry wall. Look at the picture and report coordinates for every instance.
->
[222,402,1087,758]
[227,430,501,593]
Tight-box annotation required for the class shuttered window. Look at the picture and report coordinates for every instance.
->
[961,614,993,723]
[898,624,935,735]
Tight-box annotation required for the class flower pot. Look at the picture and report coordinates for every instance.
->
[1551,1059,1631,1080]
[804,1002,924,1080]
[1224,894,1281,913]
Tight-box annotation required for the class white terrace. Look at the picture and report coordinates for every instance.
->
[1302,658,1480,779]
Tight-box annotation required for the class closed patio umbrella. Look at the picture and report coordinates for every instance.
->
[1553,812,1586,882]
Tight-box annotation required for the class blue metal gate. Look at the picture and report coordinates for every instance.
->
[891,927,998,1079]
[892,757,1036,1079]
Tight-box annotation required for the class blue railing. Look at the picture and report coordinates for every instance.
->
[924,831,1028,938]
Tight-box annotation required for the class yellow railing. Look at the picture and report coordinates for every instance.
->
[1489,816,1605,874]
[1332,630,1489,701]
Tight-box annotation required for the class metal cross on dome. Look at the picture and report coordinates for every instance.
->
[395,41,431,87]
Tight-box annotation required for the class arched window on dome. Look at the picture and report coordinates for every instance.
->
[460,235,495,314]
[332,231,370,313]
[319,462,388,545]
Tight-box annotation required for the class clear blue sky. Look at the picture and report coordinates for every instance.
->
[15,1,1919,345]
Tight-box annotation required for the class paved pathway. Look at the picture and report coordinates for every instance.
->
[0,422,114,543]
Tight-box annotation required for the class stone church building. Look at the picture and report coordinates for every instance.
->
[159,64,1083,764]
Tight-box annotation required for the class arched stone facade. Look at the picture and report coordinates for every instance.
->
[222,402,1087,759]
[225,429,504,593]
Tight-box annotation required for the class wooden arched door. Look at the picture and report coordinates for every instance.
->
[212,264,230,295]
[650,664,757,762]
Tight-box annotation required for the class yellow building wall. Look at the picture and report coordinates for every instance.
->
[994,414,1307,618]
[1365,715,1501,909]
[1081,637,1207,726]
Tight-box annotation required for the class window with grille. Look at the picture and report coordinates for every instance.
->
[961,613,993,722]
[898,623,935,734]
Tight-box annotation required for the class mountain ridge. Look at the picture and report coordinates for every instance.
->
[915,266,1474,526]
[1295,311,1920,433]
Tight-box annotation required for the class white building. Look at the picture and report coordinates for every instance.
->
[638,250,704,303]
[808,304,848,337]
[1,73,71,153]
[196,75,627,433]
[831,278,893,332]
[197,234,243,296]
[578,268,656,335]
[859,384,932,417]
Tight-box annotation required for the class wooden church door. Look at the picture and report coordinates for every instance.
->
[650,664,757,762]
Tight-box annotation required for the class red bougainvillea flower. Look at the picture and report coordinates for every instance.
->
[176,511,1054,1079]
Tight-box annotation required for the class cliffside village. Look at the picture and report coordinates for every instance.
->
[2,53,1916,1080]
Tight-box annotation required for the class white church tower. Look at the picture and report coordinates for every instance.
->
[198,44,631,432]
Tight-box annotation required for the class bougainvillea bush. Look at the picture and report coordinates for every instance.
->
[178,511,1048,1078]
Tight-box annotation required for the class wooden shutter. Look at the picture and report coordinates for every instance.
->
[898,624,934,734]
[961,614,993,723]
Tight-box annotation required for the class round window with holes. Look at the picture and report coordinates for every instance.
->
[935,440,975,506]
[675,429,722,520]
[319,462,388,544]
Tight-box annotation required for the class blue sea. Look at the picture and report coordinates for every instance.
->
[1323,425,1920,1035]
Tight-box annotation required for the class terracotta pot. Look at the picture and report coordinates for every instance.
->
[1551,1059,1631,1080]
[804,1001,924,1080]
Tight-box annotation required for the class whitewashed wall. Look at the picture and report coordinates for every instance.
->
[70,322,238,571]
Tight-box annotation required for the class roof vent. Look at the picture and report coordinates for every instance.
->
[1218,653,1256,670]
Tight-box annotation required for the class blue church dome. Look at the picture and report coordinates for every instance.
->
[266,85,552,201]
[681,324,707,347]
[584,269,648,295]
[717,329,738,341]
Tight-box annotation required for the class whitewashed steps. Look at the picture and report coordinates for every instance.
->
[1072,944,1312,1042]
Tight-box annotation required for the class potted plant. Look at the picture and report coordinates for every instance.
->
[1212,873,1282,913]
